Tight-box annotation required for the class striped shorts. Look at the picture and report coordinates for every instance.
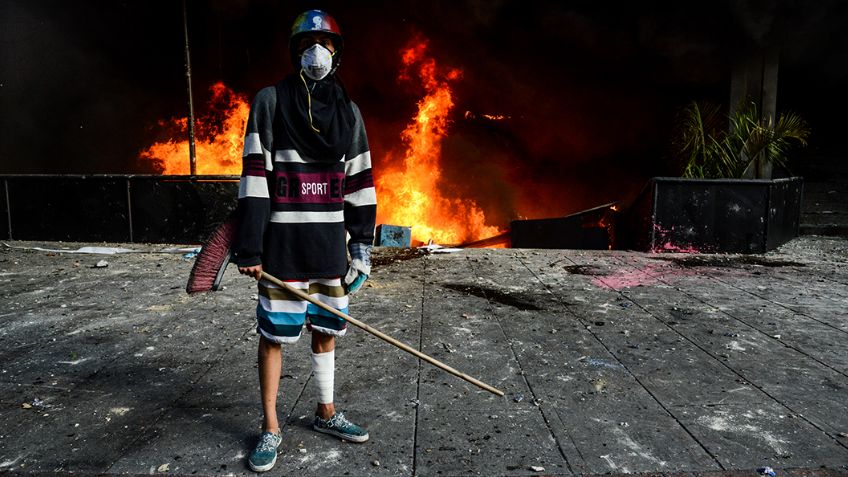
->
[256,277,349,344]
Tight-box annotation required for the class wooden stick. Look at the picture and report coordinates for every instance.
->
[261,272,505,397]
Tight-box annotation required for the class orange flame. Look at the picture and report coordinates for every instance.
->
[376,37,502,245]
[139,82,248,175]
[140,45,503,246]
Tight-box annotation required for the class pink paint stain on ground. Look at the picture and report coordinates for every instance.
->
[591,263,665,290]
[591,262,701,290]
[651,224,702,254]
[657,241,700,253]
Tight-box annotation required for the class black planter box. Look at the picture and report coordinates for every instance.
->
[623,177,803,253]
[510,202,616,249]
[0,175,238,243]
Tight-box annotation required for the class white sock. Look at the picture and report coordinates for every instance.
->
[311,350,335,405]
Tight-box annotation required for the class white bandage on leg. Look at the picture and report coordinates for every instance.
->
[311,350,335,405]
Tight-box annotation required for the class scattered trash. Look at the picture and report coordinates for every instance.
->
[21,403,32,409]
[409,399,420,406]
[250,294,258,301]
[182,248,201,259]
[2,243,138,254]
[725,341,747,351]
[94,260,109,268]
[429,248,463,254]
[757,466,776,477]
[513,393,524,403]
[159,247,204,254]
[772,334,781,339]
[442,343,455,353]
[1,242,208,255]
[550,329,557,334]
[529,465,545,472]
[157,463,170,473]
[419,243,463,254]
[585,358,624,370]
[298,448,307,454]
[371,460,380,466]
[838,432,848,438]
[591,378,607,392]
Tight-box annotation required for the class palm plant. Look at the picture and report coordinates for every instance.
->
[675,100,810,179]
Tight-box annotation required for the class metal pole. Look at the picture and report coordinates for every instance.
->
[182,0,197,175]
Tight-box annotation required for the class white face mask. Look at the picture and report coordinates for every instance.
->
[300,43,334,81]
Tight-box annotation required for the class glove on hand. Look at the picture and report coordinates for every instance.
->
[344,242,372,294]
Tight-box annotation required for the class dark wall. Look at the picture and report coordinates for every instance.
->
[1,1,845,218]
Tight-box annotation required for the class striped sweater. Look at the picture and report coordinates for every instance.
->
[232,85,377,279]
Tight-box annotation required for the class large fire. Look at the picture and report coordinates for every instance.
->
[375,37,502,245]
[140,38,503,245]
[139,82,248,175]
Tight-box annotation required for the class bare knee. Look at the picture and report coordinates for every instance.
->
[259,336,281,356]
[311,332,335,353]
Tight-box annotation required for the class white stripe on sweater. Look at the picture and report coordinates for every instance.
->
[275,149,345,164]
[270,210,344,224]
[344,186,377,206]
[345,151,372,176]
[238,175,269,199]
[242,133,273,170]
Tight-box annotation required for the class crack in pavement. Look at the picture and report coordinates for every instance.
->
[467,254,575,475]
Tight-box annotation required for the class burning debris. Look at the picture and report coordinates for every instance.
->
[136,38,508,247]
[463,111,511,121]
[139,82,248,175]
[134,33,625,250]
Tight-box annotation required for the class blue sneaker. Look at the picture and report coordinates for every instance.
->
[313,412,369,443]
[248,431,282,472]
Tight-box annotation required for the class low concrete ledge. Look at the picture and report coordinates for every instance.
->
[0,175,239,243]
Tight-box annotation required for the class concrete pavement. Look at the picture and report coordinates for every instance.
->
[1,237,847,476]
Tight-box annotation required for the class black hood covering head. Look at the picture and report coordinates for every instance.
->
[276,73,355,162]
